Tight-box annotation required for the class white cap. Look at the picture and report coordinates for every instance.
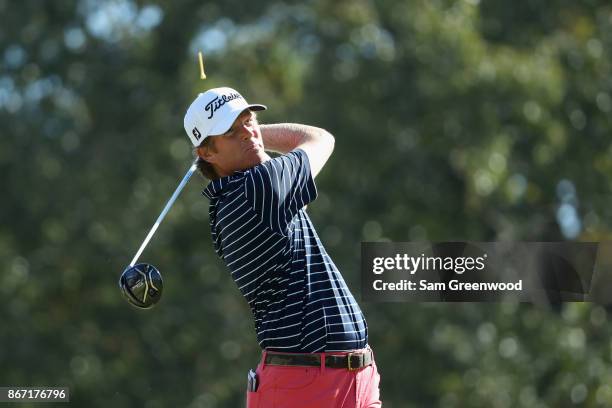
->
[183,87,267,147]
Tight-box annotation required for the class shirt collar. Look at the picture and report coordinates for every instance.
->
[201,170,247,200]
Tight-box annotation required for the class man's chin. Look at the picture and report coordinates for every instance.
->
[237,152,270,172]
[251,150,271,165]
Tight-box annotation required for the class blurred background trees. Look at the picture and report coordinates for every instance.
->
[2,0,612,406]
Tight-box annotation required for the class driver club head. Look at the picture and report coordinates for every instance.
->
[119,263,163,309]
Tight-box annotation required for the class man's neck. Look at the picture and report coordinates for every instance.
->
[215,152,272,177]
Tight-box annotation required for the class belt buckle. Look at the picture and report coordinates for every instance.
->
[347,352,358,371]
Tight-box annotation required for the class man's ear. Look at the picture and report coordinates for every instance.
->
[196,141,216,162]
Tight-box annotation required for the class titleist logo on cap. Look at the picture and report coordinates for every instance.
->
[205,93,242,119]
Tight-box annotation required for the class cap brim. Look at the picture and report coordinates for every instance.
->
[208,104,267,136]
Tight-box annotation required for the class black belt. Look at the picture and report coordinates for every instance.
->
[264,349,374,371]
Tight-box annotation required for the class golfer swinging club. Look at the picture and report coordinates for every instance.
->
[184,87,381,407]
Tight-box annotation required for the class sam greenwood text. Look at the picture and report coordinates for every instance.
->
[372,279,523,291]
[370,253,522,292]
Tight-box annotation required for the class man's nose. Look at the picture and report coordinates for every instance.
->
[239,124,255,139]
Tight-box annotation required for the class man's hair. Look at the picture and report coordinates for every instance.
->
[193,137,219,180]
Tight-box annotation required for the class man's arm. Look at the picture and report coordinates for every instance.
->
[260,123,335,178]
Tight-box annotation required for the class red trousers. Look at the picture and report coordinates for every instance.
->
[246,348,382,408]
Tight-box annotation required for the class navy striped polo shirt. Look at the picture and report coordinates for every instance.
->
[202,149,368,352]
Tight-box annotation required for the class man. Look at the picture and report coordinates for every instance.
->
[184,87,381,408]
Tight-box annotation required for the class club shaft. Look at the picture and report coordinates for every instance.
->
[130,162,198,267]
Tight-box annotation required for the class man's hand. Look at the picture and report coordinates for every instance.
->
[260,123,335,178]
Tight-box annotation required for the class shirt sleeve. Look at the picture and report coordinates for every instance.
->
[245,149,318,234]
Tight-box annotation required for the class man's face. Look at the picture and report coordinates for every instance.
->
[198,110,268,177]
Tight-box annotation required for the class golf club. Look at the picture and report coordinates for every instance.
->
[119,160,198,309]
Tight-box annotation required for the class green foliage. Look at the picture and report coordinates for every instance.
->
[2,0,612,406]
